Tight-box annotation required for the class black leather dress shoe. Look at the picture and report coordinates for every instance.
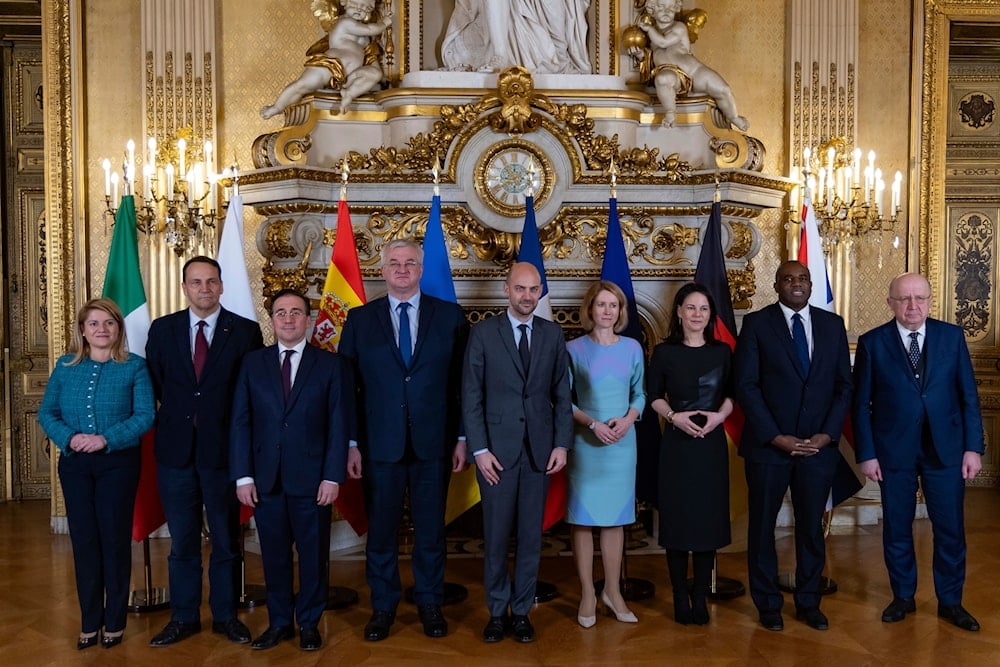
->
[76,634,99,650]
[299,626,322,651]
[150,620,201,646]
[759,611,784,631]
[251,625,294,650]
[511,614,535,643]
[795,607,829,630]
[418,604,448,638]
[482,616,507,643]
[212,618,251,644]
[881,597,916,623]
[364,610,396,642]
[938,604,980,632]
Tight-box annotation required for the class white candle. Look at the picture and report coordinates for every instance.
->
[843,167,852,201]
[111,172,119,204]
[204,141,214,177]
[208,172,218,212]
[177,138,187,180]
[147,136,157,162]
[143,164,153,200]
[126,139,136,187]
[817,167,826,205]
[187,169,195,208]
[852,148,861,185]
[102,158,111,196]
[803,146,811,166]
[165,164,174,198]
[875,177,885,216]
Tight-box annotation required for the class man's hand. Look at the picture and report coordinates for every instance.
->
[316,481,339,506]
[772,434,818,456]
[859,458,882,482]
[236,483,258,508]
[347,447,363,479]
[546,447,567,475]
[475,450,504,486]
[962,451,982,480]
[452,440,469,472]
[804,433,833,449]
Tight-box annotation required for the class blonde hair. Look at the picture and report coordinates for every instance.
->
[66,298,130,365]
[579,281,629,333]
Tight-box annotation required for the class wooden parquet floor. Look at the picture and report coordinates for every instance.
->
[1,489,999,665]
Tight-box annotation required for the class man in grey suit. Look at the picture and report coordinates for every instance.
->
[462,262,573,644]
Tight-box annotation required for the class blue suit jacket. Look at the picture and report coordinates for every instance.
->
[338,294,468,462]
[146,307,263,469]
[229,343,351,495]
[852,318,984,468]
[734,303,852,464]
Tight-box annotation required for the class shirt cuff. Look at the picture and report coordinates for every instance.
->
[349,440,359,448]
[236,477,254,487]
[322,480,339,485]
[472,448,489,457]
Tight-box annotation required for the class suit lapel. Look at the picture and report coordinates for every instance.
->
[174,312,198,384]
[373,297,407,369]
[882,321,920,388]
[284,344,314,413]
[497,314,527,380]
[765,305,805,379]
[412,295,435,364]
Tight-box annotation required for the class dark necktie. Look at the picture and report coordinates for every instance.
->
[517,323,531,372]
[792,313,810,376]
[281,349,294,401]
[908,331,921,370]
[193,320,209,381]
[398,302,412,368]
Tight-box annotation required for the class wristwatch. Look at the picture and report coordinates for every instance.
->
[588,420,597,430]
[666,410,675,423]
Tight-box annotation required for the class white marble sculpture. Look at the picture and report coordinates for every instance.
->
[260,0,392,118]
[441,0,591,74]
[633,0,748,131]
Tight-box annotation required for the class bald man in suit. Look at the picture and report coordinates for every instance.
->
[462,262,573,644]
[853,273,984,632]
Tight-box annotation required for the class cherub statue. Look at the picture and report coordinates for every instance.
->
[260,0,392,119]
[628,0,748,131]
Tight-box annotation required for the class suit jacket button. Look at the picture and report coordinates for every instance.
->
[194,391,201,397]
[405,376,411,382]
[519,417,525,422]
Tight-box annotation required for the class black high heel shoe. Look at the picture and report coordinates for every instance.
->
[102,631,124,648]
[77,633,99,650]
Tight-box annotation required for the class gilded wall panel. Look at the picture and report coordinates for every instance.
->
[694,0,786,312]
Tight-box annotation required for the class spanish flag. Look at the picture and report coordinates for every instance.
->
[312,196,368,535]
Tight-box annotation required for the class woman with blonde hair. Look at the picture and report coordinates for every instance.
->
[565,280,645,627]
[39,298,155,649]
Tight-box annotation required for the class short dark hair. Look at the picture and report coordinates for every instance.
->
[270,288,311,316]
[182,256,222,282]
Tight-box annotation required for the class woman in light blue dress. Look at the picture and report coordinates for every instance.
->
[566,281,645,628]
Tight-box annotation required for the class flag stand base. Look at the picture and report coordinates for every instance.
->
[405,582,468,606]
[327,586,360,610]
[129,538,170,612]
[777,573,838,595]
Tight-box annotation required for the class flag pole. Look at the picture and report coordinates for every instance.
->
[324,155,361,611]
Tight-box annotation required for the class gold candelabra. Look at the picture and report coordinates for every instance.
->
[790,137,903,258]
[101,129,236,256]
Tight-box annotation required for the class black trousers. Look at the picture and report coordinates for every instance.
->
[59,447,141,633]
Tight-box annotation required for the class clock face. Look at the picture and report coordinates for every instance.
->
[475,141,553,217]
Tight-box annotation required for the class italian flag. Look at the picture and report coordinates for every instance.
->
[101,195,163,541]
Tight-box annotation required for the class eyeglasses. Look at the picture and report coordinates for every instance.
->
[888,295,930,304]
[272,308,307,319]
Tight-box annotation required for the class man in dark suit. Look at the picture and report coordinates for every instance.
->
[338,238,469,642]
[462,261,573,644]
[734,260,852,632]
[146,256,263,647]
[853,272,984,632]
[230,289,351,651]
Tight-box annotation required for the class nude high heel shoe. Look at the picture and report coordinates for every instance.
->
[601,591,638,623]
